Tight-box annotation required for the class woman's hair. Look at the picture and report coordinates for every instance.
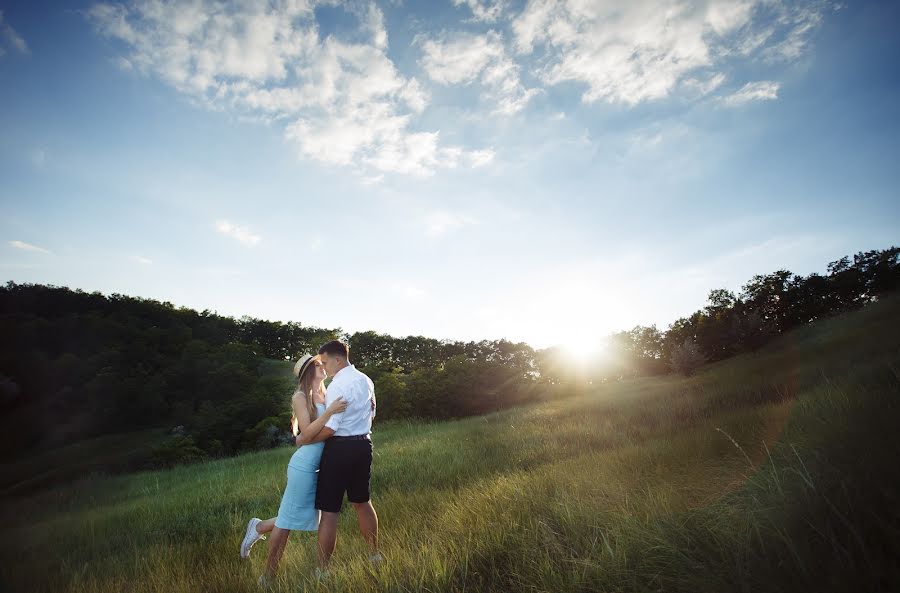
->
[291,356,326,437]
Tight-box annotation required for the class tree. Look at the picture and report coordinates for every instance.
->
[669,338,706,376]
[374,371,411,420]
[741,270,793,333]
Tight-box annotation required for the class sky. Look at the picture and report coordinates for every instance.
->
[1,0,898,350]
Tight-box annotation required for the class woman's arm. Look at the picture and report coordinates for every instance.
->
[298,427,335,445]
[295,394,346,446]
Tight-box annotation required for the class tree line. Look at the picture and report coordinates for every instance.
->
[599,247,900,377]
[0,246,896,473]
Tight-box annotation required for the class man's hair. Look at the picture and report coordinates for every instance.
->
[318,340,349,359]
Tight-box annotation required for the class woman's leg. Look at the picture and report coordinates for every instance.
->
[256,518,277,535]
[263,526,291,577]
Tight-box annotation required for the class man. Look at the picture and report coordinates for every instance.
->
[298,339,381,572]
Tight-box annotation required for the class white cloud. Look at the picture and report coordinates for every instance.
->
[215,220,261,246]
[511,0,831,106]
[625,122,692,156]
[452,0,507,23]
[424,210,478,237]
[360,173,385,186]
[762,4,831,62]
[721,80,780,105]
[131,255,153,265]
[706,0,755,35]
[418,30,537,115]
[87,1,489,177]
[113,55,134,71]
[9,240,50,254]
[683,72,727,97]
[392,282,427,300]
[0,10,29,56]
[467,148,495,168]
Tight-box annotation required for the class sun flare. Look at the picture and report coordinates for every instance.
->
[562,336,607,365]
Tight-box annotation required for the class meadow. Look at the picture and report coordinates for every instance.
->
[1,296,898,593]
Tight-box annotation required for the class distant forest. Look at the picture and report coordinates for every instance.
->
[1,246,897,470]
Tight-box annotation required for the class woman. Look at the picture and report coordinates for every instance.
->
[239,354,347,583]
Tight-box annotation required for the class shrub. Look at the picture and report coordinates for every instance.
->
[149,435,206,468]
[670,338,706,376]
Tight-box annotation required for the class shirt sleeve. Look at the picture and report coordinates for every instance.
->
[324,378,344,432]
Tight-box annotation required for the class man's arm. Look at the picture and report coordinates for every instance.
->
[296,426,335,446]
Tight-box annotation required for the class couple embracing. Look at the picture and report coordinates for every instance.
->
[240,340,381,585]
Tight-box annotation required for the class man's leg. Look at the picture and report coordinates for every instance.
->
[317,511,339,567]
[351,501,379,552]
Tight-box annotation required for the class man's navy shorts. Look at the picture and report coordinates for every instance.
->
[315,437,373,513]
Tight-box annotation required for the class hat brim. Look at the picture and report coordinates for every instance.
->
[294,355,316,380]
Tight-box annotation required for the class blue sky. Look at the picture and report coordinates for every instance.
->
[1,0,898,349]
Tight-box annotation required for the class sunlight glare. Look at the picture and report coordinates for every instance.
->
[562,335,606,365]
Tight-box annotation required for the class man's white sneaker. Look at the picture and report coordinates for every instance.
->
[257,573,272,590]
[369,552,384,568]
[314,567,330,581]
[240,518,266,559]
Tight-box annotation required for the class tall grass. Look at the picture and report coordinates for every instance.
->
[1,297,899,593]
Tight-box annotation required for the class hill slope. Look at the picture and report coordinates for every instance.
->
[1,297,899,593]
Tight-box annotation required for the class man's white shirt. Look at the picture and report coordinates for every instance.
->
[324,364,375,436]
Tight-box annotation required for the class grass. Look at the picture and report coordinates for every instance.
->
[0,428,170,498]
[1,296,899,593]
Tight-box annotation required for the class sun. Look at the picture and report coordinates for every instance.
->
[561,335,606,365]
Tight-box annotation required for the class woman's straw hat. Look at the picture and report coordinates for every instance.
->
[293,354,316,379]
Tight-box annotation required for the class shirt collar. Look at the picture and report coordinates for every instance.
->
[332,364,354,379]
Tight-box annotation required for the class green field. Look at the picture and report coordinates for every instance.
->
[1,297,899,593]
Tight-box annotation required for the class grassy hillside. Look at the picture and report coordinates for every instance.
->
[1,296,898,593]
[0,428,171,498]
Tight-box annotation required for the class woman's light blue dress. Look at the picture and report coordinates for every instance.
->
[275,403,325,531]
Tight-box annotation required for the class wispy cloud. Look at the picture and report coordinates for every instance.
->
[215,220,261,246]
[468,148,495,168]
[721,80,781,106]
[131,255,153,265]
[627,122,691,154]
[9,240,50,254]
[83,0,834,180]
[87,1,490,178]
[672,234,839,295]
[511,0,831,106]
[0,10,29,56]
[424,210,478,237]
[452,0,508,23]
[418,30,537,115]
[392,282,427,301]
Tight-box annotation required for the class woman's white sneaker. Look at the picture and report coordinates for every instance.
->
[240,518,266,559]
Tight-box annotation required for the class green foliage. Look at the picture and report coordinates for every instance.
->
[371,371,411,419]
[148,435,206,468]
[0,285,306,473]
